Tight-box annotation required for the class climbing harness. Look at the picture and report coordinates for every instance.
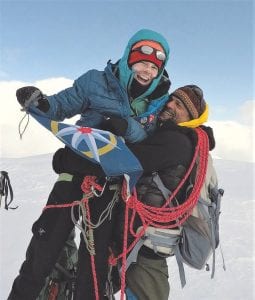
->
[43,175,120,300]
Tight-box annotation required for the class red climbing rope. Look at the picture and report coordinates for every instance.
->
[43,128,209,300]
[44,175,103,300]
[80,178,100,300]
[116,127,209,300]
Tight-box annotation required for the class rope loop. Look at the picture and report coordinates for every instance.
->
[18,112,30,140]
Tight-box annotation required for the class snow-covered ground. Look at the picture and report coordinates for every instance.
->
[0,154,254,299]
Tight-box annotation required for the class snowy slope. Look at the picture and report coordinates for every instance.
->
[0,154,254,300]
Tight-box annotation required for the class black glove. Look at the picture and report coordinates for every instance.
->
[16,86,50,112]
[101,116,128,136]
[53,147,105,177]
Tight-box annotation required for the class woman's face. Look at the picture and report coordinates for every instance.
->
[132,61,159,86]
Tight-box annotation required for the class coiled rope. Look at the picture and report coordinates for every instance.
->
[112,127,209,300]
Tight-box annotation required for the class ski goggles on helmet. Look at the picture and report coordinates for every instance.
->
[133,45,166,61]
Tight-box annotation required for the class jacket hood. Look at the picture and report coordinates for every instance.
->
[118,29,170,98]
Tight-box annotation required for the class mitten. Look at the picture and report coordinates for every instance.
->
[101,116,128,136]
[16,86,49,112]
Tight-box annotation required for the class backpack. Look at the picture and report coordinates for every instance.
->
[127,154,225,287]
[36,230,78,300]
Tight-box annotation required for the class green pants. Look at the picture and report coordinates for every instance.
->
[126,254,170,300]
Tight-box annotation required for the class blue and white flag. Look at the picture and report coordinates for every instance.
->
[29,111,143,190]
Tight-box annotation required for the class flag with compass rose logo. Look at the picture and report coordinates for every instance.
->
[29,111,143,189]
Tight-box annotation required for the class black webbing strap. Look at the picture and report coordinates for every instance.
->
[0,171,18,210]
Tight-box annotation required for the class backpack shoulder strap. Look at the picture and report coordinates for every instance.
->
[152,172,172,200]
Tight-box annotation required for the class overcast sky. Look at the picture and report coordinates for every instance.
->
[0,1,254,162]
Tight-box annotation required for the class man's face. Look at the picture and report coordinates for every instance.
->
[159,96,191,124]
[132,61,159,86]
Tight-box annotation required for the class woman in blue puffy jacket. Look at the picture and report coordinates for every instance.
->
[17,29,171,142]
[8,29,171,300]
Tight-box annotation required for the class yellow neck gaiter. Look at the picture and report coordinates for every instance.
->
[178,104,209,128]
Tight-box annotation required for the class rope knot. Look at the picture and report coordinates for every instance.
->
[81,176,103,195]
[125,195,137,209]
[108,253,117,266]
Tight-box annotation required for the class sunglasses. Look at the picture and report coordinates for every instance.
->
[133,45,166,61]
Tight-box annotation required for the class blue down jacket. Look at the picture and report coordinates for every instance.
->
[32,29,171,142]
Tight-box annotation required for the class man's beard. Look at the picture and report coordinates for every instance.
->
[158,107,177,123]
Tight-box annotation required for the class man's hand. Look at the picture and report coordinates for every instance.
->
[16,86,49,112]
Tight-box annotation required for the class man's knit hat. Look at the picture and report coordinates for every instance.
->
[171,85,206,119]
[128,40,165,69]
